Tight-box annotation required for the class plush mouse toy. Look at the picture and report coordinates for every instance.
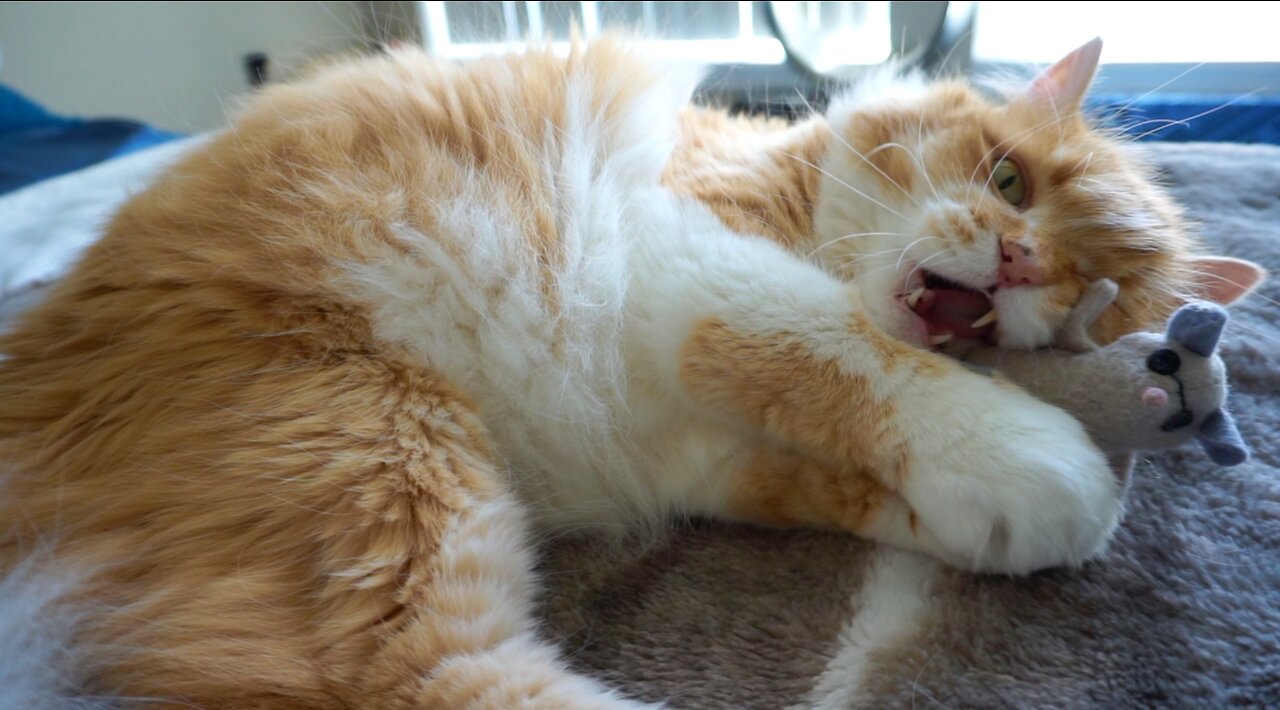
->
[964,279,1249,467]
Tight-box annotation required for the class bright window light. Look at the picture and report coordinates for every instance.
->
[974,1,1280,63]
[422,1,786,64]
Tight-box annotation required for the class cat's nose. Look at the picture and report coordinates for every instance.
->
[998,236,1046,287]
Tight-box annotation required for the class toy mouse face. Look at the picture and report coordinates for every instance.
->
[961,282,1248,466]
[1117,330,1228,449]
[1116,302,1247,465]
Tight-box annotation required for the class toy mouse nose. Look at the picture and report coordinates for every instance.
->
[1141,387,1169,408]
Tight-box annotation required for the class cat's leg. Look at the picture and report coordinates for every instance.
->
[677,312,1123,575]
[281,475,655,709]
[633,210,1121,574]
[398,490,653,710]
[712,443,967,567]
[8,359,648,709]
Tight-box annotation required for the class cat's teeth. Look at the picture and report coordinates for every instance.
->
[970,310,998,328]
[929,333,953,345]
[906,287,926,308]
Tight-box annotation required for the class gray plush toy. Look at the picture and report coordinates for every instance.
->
[965,279,1249,467]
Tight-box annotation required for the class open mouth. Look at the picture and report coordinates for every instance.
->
[901,270,998,344]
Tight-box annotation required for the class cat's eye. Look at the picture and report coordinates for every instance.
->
[992,159,1027,207]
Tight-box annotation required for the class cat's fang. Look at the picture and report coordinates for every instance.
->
[970,310,998,328]
[906,287,926,308]
[929,333,953,345]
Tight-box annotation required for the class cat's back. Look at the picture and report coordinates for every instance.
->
[59,40,680,297]
[0,39,706,555]
[2,38,696,407]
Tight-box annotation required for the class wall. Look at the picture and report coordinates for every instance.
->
[0,1,379,132]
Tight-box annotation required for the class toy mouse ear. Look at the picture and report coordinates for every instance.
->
[1056,279,1117,352]
[1167,301,1228,356]
[1197,409,1249,466]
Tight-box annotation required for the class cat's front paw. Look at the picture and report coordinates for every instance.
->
[900,380,1122,575]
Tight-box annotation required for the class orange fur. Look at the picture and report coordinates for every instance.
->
[727,446,891,532]
[680,317,938,488]
[666,80,1204,345]
[832,79,1198,342]
[0,37,1248,706]
[663,107,827,248]
[0,41,668,708]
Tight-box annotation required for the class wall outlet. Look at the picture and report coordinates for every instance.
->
[244,53,268,87]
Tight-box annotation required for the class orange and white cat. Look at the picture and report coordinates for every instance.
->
[0,37,1263,708]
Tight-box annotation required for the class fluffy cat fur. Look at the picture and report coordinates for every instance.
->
[0,37,1264,708]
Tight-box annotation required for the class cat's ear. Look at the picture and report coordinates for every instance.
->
[1024,37,1103,113]
[1188,256,1267,305]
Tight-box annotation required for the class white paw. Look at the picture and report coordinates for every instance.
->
[899,378,1122,575]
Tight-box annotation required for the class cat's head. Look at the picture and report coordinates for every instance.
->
[809,38,1265,349]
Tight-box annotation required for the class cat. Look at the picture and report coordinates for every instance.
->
[0,36,1264,708]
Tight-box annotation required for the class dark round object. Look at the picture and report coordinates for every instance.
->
[1161,409,1194,432]
[1147,349,1181,375]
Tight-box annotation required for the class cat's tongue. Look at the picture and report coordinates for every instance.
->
[914,288,993,338]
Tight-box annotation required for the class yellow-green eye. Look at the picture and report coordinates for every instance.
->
[992,158,1027,206]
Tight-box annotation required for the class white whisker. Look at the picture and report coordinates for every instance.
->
[1127,90,1261,142]
[966,113,1069,201]
[1188,269,1278,309]
[895,236,945,273]
[842,247,919,268]
[865,141,940,204]
[822,127,922,208]
[805,232,912,258]
[780,151,907,220]
[903,251,955,286]
[1075,151,1095,189]
[916,110,942,202]
[1105,62,1209,121]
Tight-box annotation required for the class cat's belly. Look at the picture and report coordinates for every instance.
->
[487,401,744,528]
[338,188,682,526]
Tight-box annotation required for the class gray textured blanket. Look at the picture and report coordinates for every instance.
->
[536,143,1280,708]
[1,143,1276,708]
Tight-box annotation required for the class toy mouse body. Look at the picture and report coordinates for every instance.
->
[965,280,1249,466]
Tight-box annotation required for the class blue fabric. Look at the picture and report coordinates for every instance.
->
[1090,93,1280,145]
[0,84,183,195]
[0,82,58,133]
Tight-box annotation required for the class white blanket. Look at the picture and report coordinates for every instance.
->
[0,137,204,294]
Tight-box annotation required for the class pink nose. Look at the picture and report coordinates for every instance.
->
[1142,387,1169,408]
[998,237,1046,287]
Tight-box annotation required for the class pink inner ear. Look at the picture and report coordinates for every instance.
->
[1191,256,1268,305]
[1027,37,1103,113]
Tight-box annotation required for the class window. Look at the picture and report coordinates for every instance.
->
[974,1,1280,64]
[415,1,935,113]
[421,1,786,64]
[973,1,1280,96]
